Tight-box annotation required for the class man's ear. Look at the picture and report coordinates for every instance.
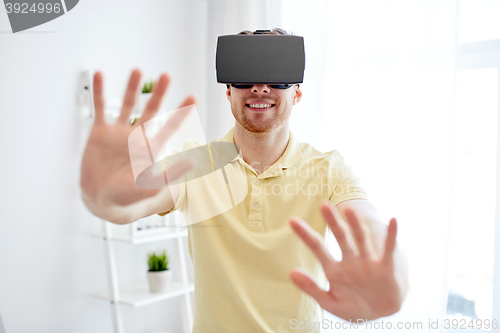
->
[293,85,302,105]
[226,86,231,101]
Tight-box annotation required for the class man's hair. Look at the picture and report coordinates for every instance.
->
[226,28,299,89]
[237,28,291,35]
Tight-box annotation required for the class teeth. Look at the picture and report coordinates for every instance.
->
[248,104,273,108]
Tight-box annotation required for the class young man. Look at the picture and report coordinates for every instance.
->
[80,29,408,332]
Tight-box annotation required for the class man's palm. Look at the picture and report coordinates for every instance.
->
[289,202,402,321]
[80,70,196,208]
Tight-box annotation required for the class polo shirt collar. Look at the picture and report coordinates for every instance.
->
[221,126,303,170]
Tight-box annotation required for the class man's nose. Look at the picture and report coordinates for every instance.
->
[252,85,270,93]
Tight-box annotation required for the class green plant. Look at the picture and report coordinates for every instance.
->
[130,116,139,126]
[147,250,170,272]
[141,80,156,94]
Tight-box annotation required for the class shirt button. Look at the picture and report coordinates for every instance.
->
[255,179,260,184]
[252,203,259,209]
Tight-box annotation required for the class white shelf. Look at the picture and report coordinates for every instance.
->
[90,229,188,244]
[93,280,194,308]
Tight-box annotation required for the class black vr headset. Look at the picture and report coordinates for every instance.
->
[216,30,305,86]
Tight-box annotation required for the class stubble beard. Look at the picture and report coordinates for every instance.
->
[231,101,291,134]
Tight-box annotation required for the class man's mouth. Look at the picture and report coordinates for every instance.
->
[246,103,275,111]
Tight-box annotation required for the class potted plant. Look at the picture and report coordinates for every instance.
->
[146,249,172,293]
[141,80,156,94]
[139,80,156,111]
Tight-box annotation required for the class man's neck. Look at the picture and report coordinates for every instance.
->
[233,122,290,176]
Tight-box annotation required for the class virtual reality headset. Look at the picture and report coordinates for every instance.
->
[216,30,305,85]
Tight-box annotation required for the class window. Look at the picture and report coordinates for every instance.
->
[445,1,500,329]
[446,68,498,326]
[458,0,500,44]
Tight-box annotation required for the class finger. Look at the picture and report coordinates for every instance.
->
[117,69,141,124]
[289,217,337,270]
[320,201,355,257]
[289,268,332,309]
[344,208,371,258]
[136,159,197,189]
[151,95,197,146]
[162,159,198,188]
[383,218,398,264]
[92,71,105,125]
[150,80,157,93]
[135,73,170,125]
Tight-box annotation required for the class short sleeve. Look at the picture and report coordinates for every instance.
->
[157,180,186,216]
[328,151,368,207]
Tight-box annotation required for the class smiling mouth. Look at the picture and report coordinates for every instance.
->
[246,104,275,111]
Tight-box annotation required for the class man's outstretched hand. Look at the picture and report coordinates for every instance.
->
[289,200,404,321]
[80,70,196,222]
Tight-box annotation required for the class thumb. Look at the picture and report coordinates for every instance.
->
[290,268,331,309]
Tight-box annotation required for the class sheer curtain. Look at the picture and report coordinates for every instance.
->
[204,0,457,330]
[319,2,456,331]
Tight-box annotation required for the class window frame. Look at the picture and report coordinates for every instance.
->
[448,1,500,332]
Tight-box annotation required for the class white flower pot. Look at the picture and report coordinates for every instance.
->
[138,93,152,114]
[131,93,153,120]
[147,270,173,293]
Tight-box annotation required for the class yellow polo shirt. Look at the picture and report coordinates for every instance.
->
[159,127,368,332]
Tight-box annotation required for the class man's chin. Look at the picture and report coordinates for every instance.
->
[234,113,284,133]
[239,120,276,133]
[247,127,272,133]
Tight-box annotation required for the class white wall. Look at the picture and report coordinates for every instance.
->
[0,1,207,332]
